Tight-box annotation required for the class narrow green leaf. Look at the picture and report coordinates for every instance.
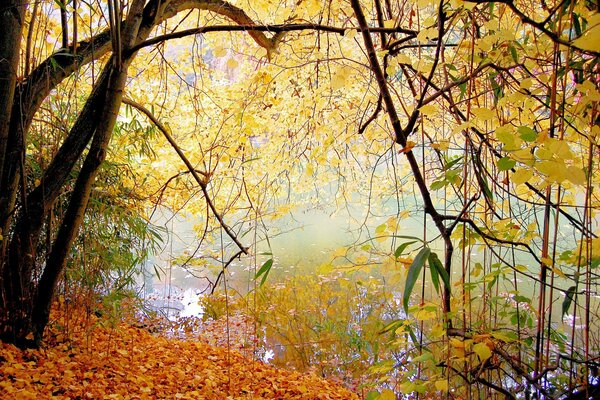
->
[406,325,420,347]
[444,156,463,171]
[153,265,162,280]
[241,157,261,165]
[562,286,577,318]
[429,252,451,294]
[429,260,440,294]
[412,351,434,363]
[403,247,431,311]
[394,241,417,258]
[254,259,273,286]
[513,295,531,304]
[573,13,582,37]
[379,319,403,334]
[473,151,493,201]
[391,235,425,243]
[509,45,518,63]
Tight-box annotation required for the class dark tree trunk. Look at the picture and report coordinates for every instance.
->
[0,0,25,185]
[0,0,27,304]
[32,57,130,341]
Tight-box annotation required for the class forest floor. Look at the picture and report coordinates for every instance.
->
[0,302,359,399]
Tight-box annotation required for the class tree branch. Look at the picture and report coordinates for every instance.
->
[122,97,248,254]
[129,23,417,55]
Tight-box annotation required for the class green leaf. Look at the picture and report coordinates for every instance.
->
[395,241,417,258]
[403,247,431,311]
[391,235,425,242]
[444,156,463,171]
[429,252,451,295]
[379,319,404,334]
[509,45,518,63]
[430,180,447,190]
[491,331,517,343]
[513,295,531,304]
[365,391,380,400]
[518,126,537,142]
[473,151,493,201]
[497,156,516,171]
[562,286,577,318]
[429,259,440,293]
[412,351,434,363]
[241,157,261,165]
[254,258,273,286]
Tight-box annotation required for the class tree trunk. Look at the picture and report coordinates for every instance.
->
[0,0,25,187]
[32,57,129,341]
[27,0,147,344]
[0,0,27,306]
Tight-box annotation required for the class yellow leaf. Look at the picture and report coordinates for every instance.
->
[434,379,449,391]
[331,66,352,90]
[473,342,492,361]
[355,254,368,264]
[419,104,436,116]
[471,107,495,121]
[572,14,600,52]
[213,46,227,57]
[379,389,396,400]
[226,58,238,69]
[511,168,533,186]
[566,166,586,186]
[400,140,416,153]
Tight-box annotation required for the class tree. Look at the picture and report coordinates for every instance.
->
[0,0,283,346]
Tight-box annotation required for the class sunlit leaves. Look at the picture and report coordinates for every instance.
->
[572,13,600,52]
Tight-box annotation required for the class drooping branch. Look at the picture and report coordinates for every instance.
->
[401,61,598,239]
[122,97,249,255]
[350,0,454,319]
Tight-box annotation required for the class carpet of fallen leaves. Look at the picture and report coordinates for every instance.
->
[0,307,359,399]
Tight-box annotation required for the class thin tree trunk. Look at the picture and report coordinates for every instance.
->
[0,0,25,188]
[0,0,27,295]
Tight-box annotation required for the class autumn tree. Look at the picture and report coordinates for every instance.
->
[0,0,288,346]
